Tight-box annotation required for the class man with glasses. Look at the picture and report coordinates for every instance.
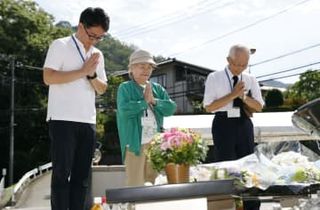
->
[203,44,264,209]
[43,7,109,210]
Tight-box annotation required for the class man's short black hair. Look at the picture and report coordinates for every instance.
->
[79,7,110,32]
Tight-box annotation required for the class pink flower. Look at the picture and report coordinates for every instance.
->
[147,127,208,172]
[160,141,172,150]
[168,135,182,148]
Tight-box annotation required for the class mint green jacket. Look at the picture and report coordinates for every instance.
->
[116,80,177,161]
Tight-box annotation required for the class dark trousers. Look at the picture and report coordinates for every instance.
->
[211,114,254,161]
[211,114,260,210]
[49,120,96,210]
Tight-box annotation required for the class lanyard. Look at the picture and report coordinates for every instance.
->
[71,35,85,63]
[224,68,242,92]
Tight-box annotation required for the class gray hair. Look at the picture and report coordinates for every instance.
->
[228,44,251,59]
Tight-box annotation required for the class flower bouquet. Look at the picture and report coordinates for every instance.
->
[147,128,208,183]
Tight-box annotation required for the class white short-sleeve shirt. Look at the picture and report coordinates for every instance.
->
[203,67,264,112]
[43,35,107,124]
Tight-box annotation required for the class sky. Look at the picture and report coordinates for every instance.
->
[33,0,320,84]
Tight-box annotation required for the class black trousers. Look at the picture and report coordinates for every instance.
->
[49,120,96,210]
[212,114,260,210]
[212,114,255,161]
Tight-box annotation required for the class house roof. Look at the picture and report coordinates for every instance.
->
[260,85,287,92]
[108,69,127,76]
[157,58,216,74]
[109,58,216,76]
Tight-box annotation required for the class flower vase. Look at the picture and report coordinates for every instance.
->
[165,163,190,184]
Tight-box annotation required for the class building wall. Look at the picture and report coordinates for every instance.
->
[153,64,194,113]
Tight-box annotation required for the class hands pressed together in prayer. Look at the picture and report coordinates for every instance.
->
[82,52,99,77]
[144,82,156,105]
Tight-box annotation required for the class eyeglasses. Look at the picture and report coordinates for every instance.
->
[84,26,105,42]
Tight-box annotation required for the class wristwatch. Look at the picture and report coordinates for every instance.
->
[87,72,97,80]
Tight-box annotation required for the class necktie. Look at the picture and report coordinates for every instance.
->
[233,76,238,87]
[233,76,242,107]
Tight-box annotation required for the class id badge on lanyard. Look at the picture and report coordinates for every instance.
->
[142,112,156,125]
[227,108,240,118]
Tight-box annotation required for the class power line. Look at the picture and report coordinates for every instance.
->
[258,72,303,83]
[119,2,234,38]
[256,61,320,79]
[258,69,319,83]
[18,64,43,71]
[113,0,223,37]
[127,2,234,39]
[168,0,313,57]
[0,64,45,86]
[114,0,211,33]
[0,75,46,87]
[250,42,320,67]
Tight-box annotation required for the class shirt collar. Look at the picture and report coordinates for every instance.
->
[72,33,94,54]
[225,66,234,78]
[226,65,243,78]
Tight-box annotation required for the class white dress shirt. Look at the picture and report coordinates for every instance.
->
[203,67,264,113]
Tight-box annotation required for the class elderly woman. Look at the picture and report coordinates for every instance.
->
[116,49,177,186]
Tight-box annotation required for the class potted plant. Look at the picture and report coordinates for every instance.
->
[146,128,208,183]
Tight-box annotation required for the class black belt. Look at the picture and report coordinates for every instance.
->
[214,111,228,117]
[214,111,248,119]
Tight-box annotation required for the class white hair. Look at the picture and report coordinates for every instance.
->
[228,44,250,59]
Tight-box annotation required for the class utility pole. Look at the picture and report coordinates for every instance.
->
[9,56,15,187]
[0,54,15,187]
[248,48,256,74]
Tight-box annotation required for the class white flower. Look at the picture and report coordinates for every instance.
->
[190,166,211,181]
[271,151,310,167]
[154,174,168,185]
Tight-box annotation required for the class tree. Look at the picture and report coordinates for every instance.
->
[286,70,320,106]
[97,36,134,71]
[265,89,284,107]
[0,0,71,183]
[0,0,70,65]
[97,37,166,72]
[154,55,168,63]
[56,20,72,29]
[97,75,124,164]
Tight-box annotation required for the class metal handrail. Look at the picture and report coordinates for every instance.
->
[13,168,38,194]
[38,162,52,175]
[0,177,4,198]
[12,162,52,201]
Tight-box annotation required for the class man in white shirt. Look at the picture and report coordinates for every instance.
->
[203,44,264,160]
[203,44,264,209]
[43,7,109,210]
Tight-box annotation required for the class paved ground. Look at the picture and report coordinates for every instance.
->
[4,170,292,210]
[13,172,51,209]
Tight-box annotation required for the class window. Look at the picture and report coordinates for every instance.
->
[150,74,167,88]
[175,66,187,82]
